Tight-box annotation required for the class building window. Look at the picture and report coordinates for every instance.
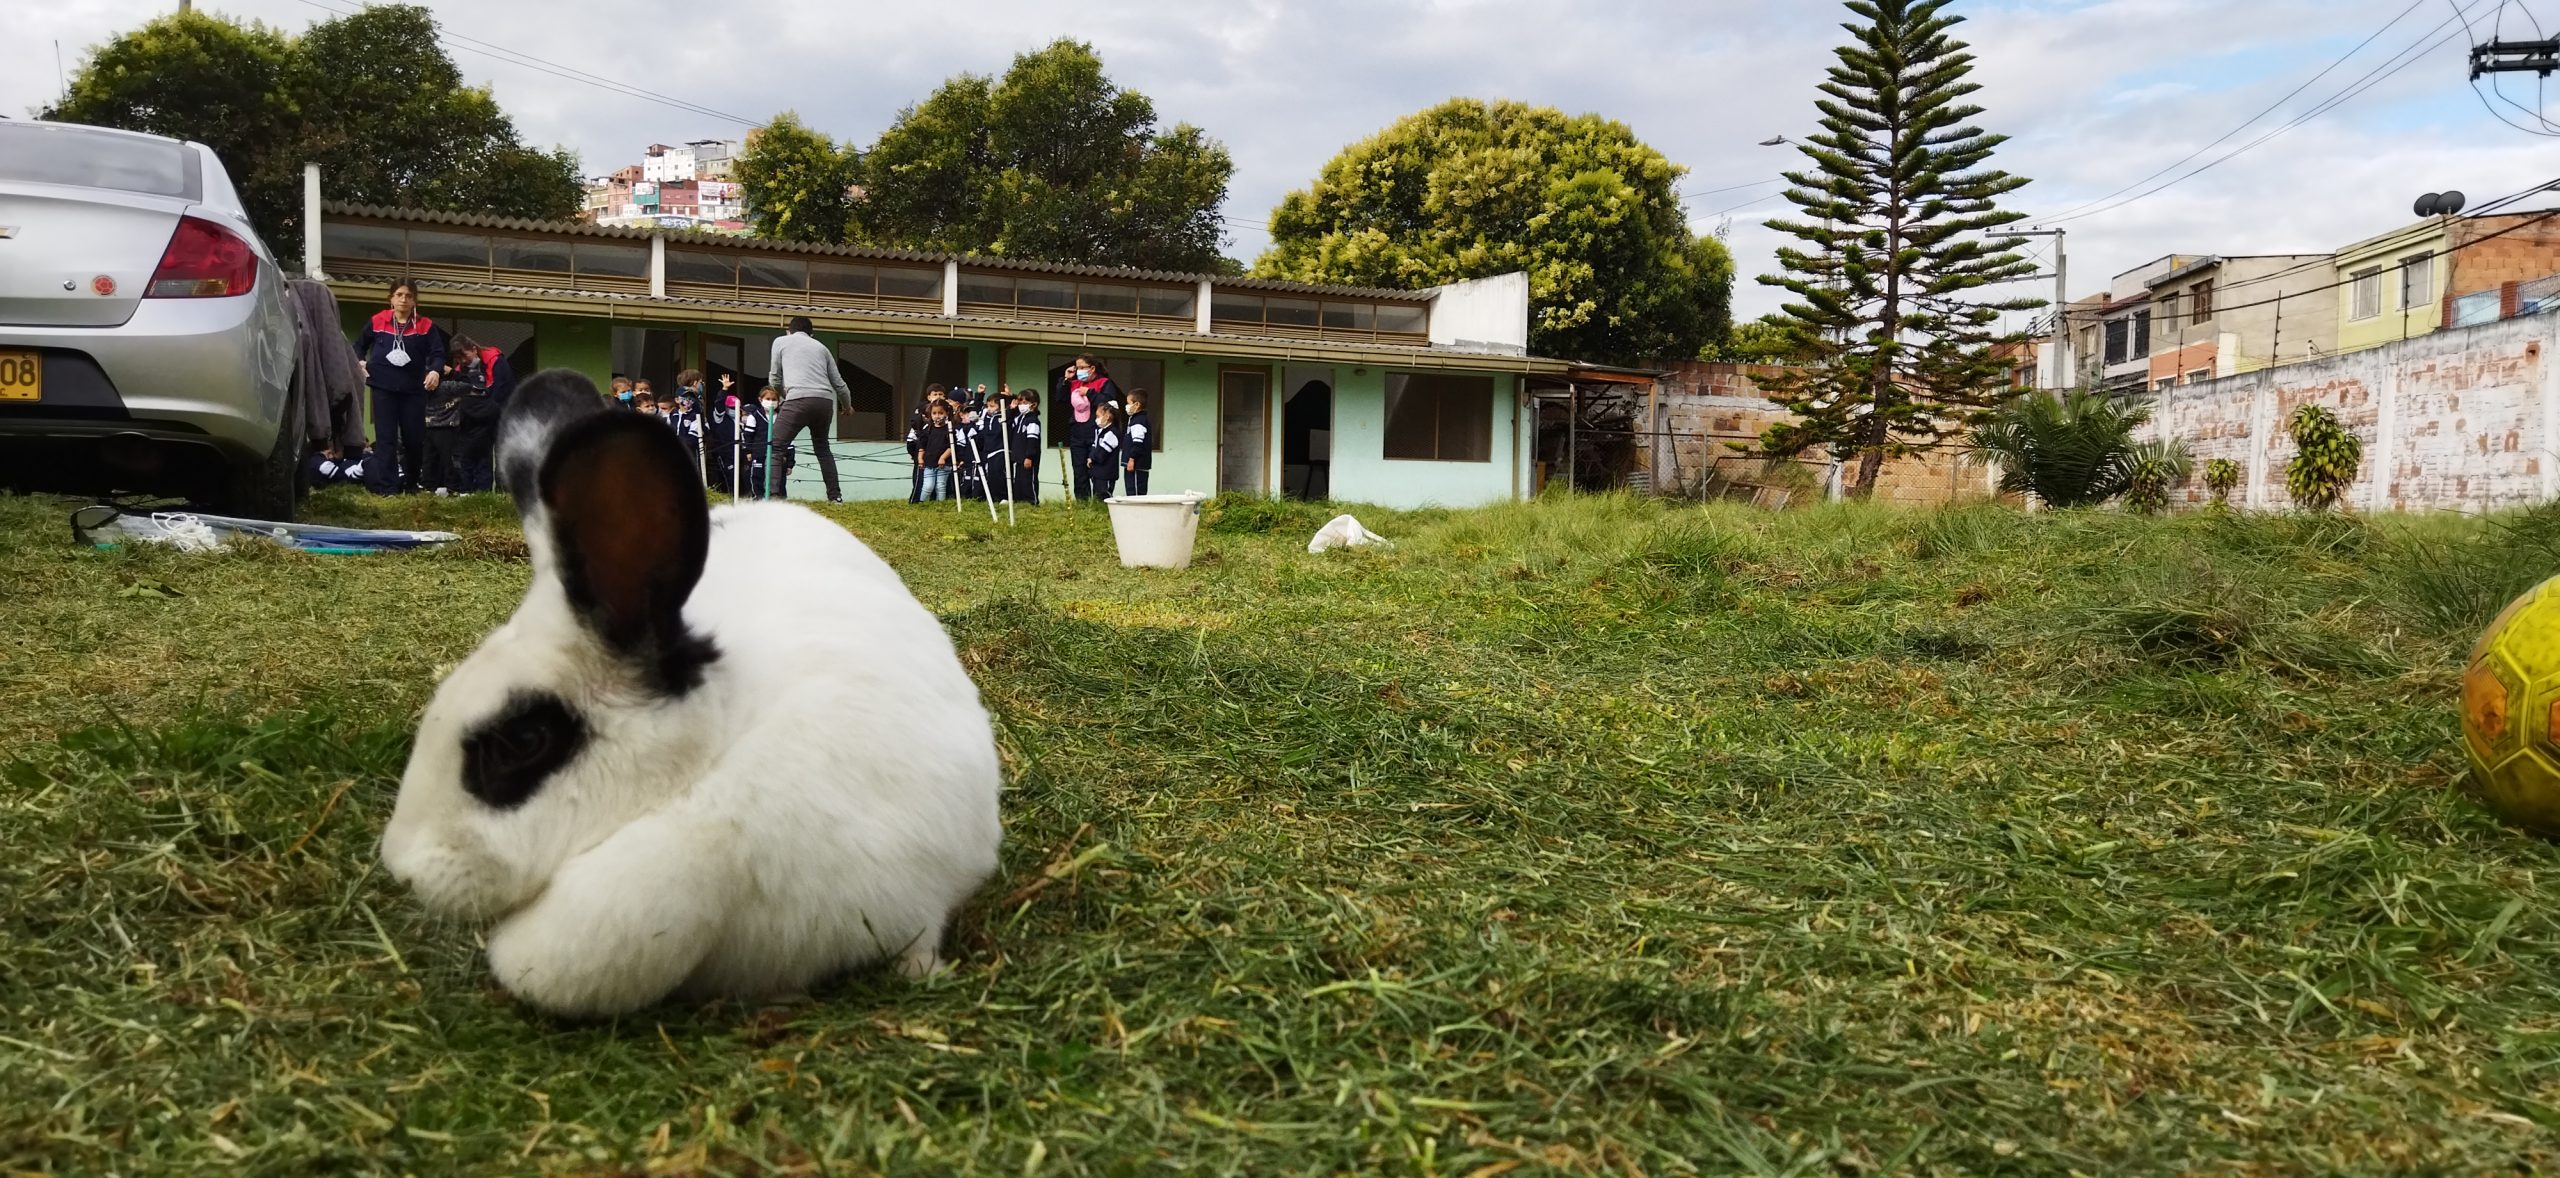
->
[2351,268,2383,320]
[2184,367,2211,384]
[571,241,646,280]
[2104,318,2128,365]
[877,266,943,302]
[407,230,490,269]
[2158,293,2180,329]
[495,237,572,275]
[811,261,876,298]
[667,249,736,288]
[321,222,405,265]
[1378,303,1428,336]
[2154,377,2177,393]
[1211,291,1265,327]
[2132,309,2151,356]
[1383,373,1493,462]
[2191,279,2213,321]
[2400,252,2433,311]
[739,256,807,294]
[1139,286,1196,320]
[835,343,968,442]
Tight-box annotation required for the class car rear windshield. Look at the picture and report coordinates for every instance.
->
[0,124,196,198]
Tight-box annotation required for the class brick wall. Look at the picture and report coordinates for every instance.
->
[2449,215,2560,296]
[1647,361,1989,506]
[2137,309,2559,512]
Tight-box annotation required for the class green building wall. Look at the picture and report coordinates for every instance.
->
[335,295,1530,508]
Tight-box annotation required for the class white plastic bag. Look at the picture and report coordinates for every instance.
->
[1308,513,1393,553]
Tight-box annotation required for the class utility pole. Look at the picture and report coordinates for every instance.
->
[2472,38,2559,77]
[2012,228,2069,390]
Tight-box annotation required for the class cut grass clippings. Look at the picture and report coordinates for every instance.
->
[4,487,2560,1173]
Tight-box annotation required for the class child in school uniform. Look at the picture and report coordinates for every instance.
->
[1007,387,1042,505]
[904,392,931,503]
[1122,389,1153,496]
[915,401,955,502]
[739,387,778,498]
[953,400,989,503]
[1087,400,1125,499]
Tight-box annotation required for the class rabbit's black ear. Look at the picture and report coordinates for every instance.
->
[498,368,609,514]
[535,411,719,696]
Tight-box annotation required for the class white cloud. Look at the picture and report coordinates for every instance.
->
[9,0,2552,331]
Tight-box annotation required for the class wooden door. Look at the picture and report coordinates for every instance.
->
[1218,367,1270,495]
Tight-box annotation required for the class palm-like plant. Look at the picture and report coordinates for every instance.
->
[1966,389,2190,509]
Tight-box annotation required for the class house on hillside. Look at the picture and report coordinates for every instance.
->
[2143,254,2338,388]
[308,195,1571,507]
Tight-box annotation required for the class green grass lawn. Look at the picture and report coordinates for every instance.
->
[4,487,2560,1174]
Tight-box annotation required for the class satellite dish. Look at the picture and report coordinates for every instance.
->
[2415,192,2443,217]
[2440,190,2468,216]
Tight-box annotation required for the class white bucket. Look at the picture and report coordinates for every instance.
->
[1104,492,1209,569]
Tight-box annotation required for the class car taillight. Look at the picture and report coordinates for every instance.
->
[145,215,258,298]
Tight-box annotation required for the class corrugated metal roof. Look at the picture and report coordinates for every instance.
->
[322,202,1431,301]
[319,267,1573,372]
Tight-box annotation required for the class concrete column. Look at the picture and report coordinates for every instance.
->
[943,261,960,318]
[301,163,324,279]
[2541,323,2560,500]
[1196,280,1214,335]
[648,237,666,299]
[2247,381,2272,510]
[2371,364,2397,513]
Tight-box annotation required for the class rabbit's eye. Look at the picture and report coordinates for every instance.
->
[462,692,589,810]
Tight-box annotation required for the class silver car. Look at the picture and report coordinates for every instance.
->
[0,119,301,518]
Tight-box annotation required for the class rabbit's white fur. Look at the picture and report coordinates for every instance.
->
[381,498,1002,1018]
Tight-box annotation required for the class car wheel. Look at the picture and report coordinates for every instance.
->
[213,378,302,522]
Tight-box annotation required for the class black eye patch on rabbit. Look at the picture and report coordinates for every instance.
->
[462,691,589,810]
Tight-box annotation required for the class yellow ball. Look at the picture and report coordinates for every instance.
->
[2464,576,2560,835]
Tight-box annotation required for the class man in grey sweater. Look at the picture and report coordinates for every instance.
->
[767,316,853,501]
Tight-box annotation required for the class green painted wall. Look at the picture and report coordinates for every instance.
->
[333,296,1530,507]
[1313,369,1522,509]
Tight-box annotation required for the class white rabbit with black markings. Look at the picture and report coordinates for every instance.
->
[380,368,1002,1019]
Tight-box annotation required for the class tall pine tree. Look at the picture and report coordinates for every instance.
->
[1756,0,2037,496]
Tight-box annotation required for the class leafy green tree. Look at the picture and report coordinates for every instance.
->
[44,5,578,264]
[2285,404,2362,511]
[1255,99,1728,364]
[736,113,863,245]
[854,39,1232,269]
[290,7,579,226]
[1754,0,2038,496]
[1965,389,2187,509]
[39,13,303,245]
[1708,317,1795,364]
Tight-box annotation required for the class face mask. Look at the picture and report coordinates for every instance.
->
[386,341,410,367]
[1076,368,1091,380]
[761,400,777,412]
[618,392,634,404]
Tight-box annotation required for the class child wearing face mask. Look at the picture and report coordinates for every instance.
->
[1122,388,1153,496]
[1087,400,1125,499]
[1006,387,1043,505]
[741,387,779,498]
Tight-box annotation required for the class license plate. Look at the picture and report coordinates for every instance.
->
[0,350,36,402]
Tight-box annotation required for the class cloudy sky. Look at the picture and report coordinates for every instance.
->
[10,0,2558,322]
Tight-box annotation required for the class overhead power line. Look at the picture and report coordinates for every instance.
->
[2037,0,2493,227]
[290,0,765,130]
[2032,0,2430,224]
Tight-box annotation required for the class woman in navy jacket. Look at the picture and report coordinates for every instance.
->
[353,277,446,495]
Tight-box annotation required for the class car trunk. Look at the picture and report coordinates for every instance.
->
[0,185,186,328]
